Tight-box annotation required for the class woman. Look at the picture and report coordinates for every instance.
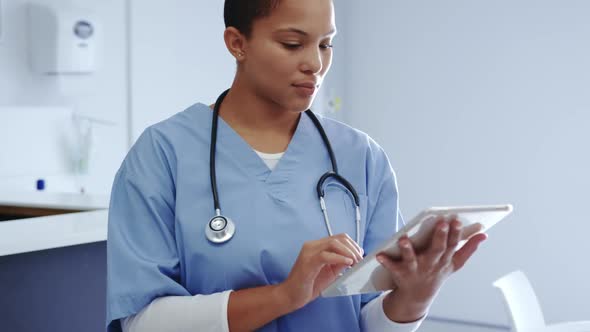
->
[107,0,487,331]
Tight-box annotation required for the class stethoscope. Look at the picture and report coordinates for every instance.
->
[206,89,362,245]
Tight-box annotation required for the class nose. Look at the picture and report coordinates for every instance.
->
[300,47,323,75]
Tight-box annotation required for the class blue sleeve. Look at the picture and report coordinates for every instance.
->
[106,128,188,332]
[360,137,403,307]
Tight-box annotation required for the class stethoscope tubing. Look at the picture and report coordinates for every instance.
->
[208,89,362,244]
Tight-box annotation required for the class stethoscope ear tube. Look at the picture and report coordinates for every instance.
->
[210,89,231,212]
[316,171,360,207]
[317,171,362,245]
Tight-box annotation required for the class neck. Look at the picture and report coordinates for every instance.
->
[212,78,303,153]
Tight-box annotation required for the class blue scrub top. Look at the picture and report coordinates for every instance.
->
[106,103,404,331]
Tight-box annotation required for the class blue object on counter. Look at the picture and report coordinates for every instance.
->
[36,179,45,191]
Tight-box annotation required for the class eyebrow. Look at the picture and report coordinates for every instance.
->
[275,27,337,37]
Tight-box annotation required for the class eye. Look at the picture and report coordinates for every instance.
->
[282,43,302,50]
[320,43,334,50]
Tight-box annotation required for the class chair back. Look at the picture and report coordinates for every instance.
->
[493,270,546,331]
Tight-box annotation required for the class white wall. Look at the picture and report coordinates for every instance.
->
[342,0,590,327]
[318,0,347,122]
[129,0,234,140]
[0,0,128,194]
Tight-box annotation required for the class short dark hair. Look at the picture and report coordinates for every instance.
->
[224,0,281,37]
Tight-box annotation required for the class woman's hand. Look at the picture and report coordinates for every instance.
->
[278,233,364,311]
[376,218,488,323]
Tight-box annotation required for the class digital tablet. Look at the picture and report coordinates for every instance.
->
[321,204,513,297]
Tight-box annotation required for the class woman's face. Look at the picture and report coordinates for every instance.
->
[240,0,336,113]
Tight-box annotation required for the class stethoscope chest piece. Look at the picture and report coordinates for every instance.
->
[206,215,235,244]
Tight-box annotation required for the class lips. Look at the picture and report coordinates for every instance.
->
[293,82,317,89]
[293,82,318,97]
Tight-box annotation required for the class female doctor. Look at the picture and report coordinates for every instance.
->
[106,0,487,331]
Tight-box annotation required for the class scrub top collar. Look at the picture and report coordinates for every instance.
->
[199,102,314,185]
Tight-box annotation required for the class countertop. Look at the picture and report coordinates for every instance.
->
[0,191,109,210]
[0,191,109,256]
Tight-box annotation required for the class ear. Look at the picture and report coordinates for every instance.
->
[224,27,247,62]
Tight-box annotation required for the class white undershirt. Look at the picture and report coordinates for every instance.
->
[254,149,284,171]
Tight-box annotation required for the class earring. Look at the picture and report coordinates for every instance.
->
[237,52,244,57]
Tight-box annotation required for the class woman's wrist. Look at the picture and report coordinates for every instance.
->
[227,284,298,331]
[275,280,313,314]
[382,290,431,323]
[272,283,300,315]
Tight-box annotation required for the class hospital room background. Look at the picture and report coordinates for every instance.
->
[0,0,588,331]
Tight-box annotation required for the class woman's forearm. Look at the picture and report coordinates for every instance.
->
[228,284,294,332]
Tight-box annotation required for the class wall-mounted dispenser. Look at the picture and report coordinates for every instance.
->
[28,2,101,75]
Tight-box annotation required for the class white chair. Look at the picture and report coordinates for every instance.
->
[493,270,590,332]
